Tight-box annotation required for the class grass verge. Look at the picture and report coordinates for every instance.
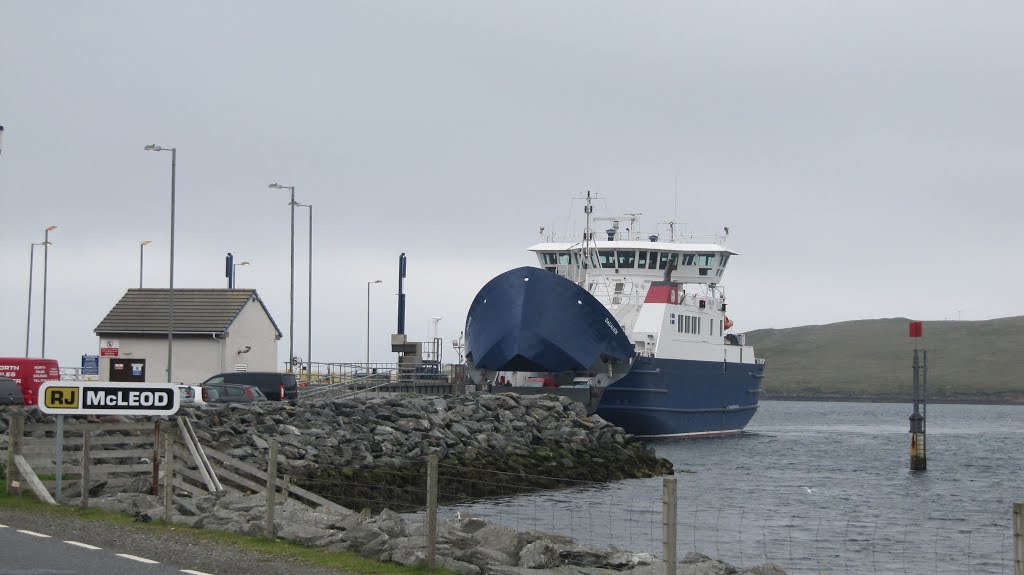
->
[0,488,446,575]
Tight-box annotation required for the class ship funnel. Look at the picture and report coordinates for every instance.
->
[648,234,658,242]
[606,228,616,241]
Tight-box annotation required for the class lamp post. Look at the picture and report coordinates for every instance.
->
[367,280,382,366]
[139,240,152,288]
[145,144,176,383]
[269,183,296,372]
[294,202,313,383]
[232,261,250,287]
[25,241,48,357]
[41,226,57,358]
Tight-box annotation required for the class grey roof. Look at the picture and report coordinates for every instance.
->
[95,289,282,338]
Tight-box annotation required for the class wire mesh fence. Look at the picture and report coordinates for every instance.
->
[5,412,1022,574]
[293,459,1021,574]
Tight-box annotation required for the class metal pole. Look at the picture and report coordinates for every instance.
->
[307,204,312,385]
[54,415,64,502]
[25,243,40,357]
[288,187,295,372]
[168,148,176,383]
[366,281,371,366]
[42,227,54,357]
[140,241,151,288]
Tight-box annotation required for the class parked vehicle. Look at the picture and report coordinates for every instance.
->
[0,357,60,406]
[177,384,218,405]
[200,372,298,401]
[0,377,25,405]
[201,382,267,403]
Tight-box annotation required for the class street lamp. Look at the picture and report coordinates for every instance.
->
[24,241,49,357]
[269,182,296,371]
[294,202,313,383]
[232,261,250,287]
[145,144,176,383]
[367,280,382,365]
[41,226,57,358]
[139,240,152,288]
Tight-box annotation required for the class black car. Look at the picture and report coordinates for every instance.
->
[0,377,24,405]
[200,372,298,401]
[201,382,267,403]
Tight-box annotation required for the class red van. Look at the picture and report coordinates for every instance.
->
[0,358,61,406]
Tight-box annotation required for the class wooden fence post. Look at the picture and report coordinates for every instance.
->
[164,432,174,522]
[152,421,160,496]
[80,433,91,509]
[1014,502,1023,575]
[426,454,438,569]
[663,476,678,575]
[265,440,278,539]
[6,414,24,495]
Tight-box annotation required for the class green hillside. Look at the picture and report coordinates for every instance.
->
[744,316,1024,403]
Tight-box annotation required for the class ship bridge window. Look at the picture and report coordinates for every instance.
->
[699,254,715,266]
[558,253,571,265]
[599,250,616,269]
[617,250,636,268]
[637,251,649,268]
[658,252,679,270]
[647,251,659,269]
[541,253,556,265]
[719,254,730,267]
[680,253,695,266]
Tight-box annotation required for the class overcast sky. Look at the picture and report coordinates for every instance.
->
[2,1,1021,372]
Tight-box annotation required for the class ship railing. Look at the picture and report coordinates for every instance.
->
[539,232,728,245]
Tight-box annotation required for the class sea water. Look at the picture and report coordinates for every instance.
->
[435,401,1024,574]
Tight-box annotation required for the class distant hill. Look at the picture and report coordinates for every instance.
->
[744,317,1024,404]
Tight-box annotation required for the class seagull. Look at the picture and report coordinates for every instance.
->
[803,486,815,494]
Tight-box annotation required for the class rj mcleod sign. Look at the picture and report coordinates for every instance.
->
[38,382,180,416]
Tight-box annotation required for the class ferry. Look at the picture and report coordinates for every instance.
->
[464,193,764,438]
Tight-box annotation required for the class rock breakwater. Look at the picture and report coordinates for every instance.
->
[186,392,672,510]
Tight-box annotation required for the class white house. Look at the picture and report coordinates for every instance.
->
[94,288,282,383]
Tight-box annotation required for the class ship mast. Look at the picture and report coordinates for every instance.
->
[580,190,595,285]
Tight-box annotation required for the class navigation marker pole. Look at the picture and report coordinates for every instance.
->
[909,320,927,471]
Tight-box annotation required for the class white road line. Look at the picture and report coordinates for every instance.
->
[17,529,51,538]
[181,570,215,575]
[116,553,160,564]
[65,540,103,550]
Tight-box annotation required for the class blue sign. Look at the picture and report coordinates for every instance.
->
[81,354,100,376]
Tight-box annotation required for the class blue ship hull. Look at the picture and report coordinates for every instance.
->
[465,267,634,375]
[596,355,764,438]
